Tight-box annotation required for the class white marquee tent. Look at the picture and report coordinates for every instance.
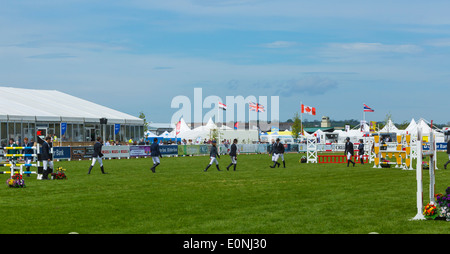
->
[0,87,143,124]
[174,117,257,143]
[380,119,399,133]
[0,86,144,143]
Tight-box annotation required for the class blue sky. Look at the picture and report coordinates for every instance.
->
[1,1,450,125]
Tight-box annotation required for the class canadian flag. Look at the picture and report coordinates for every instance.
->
[301,104,316,116]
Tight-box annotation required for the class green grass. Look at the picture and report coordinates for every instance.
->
[1,152,449,234]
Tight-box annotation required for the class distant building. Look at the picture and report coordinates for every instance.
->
[321,116,331,128]
[0,87,144,145]
[148,123,175,136]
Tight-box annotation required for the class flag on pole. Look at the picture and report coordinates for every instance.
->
[249,102,265,112]
[218,102,227,110]
[176,121,181,135]
[301,104,316,116]
[363,104,374,112]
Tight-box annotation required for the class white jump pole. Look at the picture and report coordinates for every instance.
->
[425,128,436,205]
[411,127,426,221]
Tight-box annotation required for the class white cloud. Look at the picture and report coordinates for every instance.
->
[259,41,297,49]
[329,42,422,54]
[426,38,450,47]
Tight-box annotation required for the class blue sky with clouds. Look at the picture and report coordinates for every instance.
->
[1,1,450,124]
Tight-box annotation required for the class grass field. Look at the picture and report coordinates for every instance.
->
[1,152,449,234]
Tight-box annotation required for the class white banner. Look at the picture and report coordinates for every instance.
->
[101,146,130,159]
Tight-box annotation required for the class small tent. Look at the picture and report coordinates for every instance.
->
[380,119,399,133]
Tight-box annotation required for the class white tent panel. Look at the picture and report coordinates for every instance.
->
[380,119,399,133]
[0,87,143,124]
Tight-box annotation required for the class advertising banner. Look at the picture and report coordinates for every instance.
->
[53,147,71,160]
[61,123,67,136]
[70,147,94,160]
[129,146,151,157]
[178,145,209,156]
[158,145,179,156]
[101,146,130,159]
[424,142,447,151]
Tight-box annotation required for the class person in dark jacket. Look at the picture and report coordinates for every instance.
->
[358,139,365,165]
[88,137,107,174]
[278,140,286,168]
[204,140,221,172]
[345,137,355,167]
[41,136,53,179]
[270,138,281,168]
[444,139,450,169]
[269,139,280,168]
[150,138,162,173]
[226,139,238,171]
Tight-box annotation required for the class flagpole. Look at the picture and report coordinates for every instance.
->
[218,102,220,144]
[363,104,366,121]
[363,103,366,122]
[300,101,303,137]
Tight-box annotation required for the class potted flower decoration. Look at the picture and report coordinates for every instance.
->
[6,173,26,188]
[51,167,67,180]
[300,156,307,163]
[435,187,450,221]
[423,203,438,220]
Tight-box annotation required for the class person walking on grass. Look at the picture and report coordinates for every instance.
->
[270,138,281,168]
[278,139,286,168]
[358,139,365,165]
[204,140,221,172]
[269,139,279,168]
[345,137,355,167]
[150,138,162,173]
[88,137,107,174]
[41,136,54,179]
[226,139,238,171]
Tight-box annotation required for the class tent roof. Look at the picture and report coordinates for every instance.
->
[405,118,417,132]
[380,119,399,132]
[178,118,191,132]
[416,119,432,133]
[304,127,334,133]
[205,118,217,129]
[144,131,158,137]
[0,87,143,124]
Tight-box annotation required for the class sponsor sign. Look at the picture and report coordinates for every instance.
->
[53,147,71,160]
[101,146,130,159]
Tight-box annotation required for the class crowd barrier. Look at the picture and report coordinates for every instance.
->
[50,142,448,161]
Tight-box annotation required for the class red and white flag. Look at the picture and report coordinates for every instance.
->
[301,104,316,116]
[249,102,265,112]
[218,102,227,110]
[176,120,181,135]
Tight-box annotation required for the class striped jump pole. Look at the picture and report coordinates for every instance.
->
[4,147,37,150]
[0,163,37,167]
[19,165,37,176]
[1,145,42,179]
[2,154,38,157]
